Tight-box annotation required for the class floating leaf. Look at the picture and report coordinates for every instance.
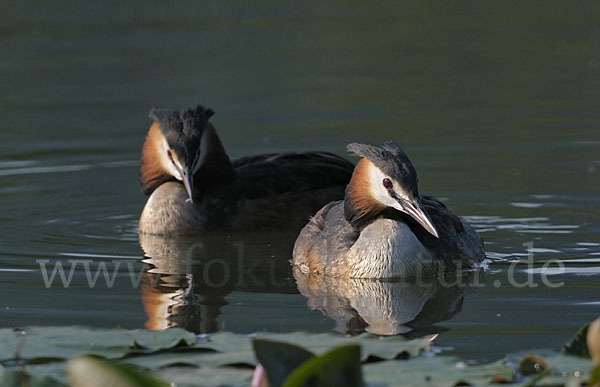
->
[364,356,512,386]
[282,345,364,387]
[119,347,255,369]
[156,366,253,387]
[67,356,167,387]
[256,332,430,361]
[18,362,69,384]
[205,331,429,361]
[0,326,596,386]
[252,339,314,387]
[0,364,66,387]
[0,326,197,364]
[120,331,430,371]
[525,350,593,378]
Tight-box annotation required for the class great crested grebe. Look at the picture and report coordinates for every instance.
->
[139,105,354,235]
[293,141,485,279]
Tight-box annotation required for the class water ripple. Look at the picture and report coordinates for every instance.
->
[0,160,138,177]
[60,252,142,260]
[0,164,91,177]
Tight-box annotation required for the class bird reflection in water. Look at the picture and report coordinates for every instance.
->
[294,266,483,337]
[138,231,298,333]
[139,232,483,338]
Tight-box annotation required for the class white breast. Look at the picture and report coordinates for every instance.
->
[345,219,433,278]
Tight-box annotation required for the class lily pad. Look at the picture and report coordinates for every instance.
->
[156,366,253,387]
[364,351,596,387]
[120,331,430,370]
[363,355,506,386]
[0,325,596,386]
[12,362,69,385]
[256,332,431,361]
[509,349,593,376]
[0,365,66,387]
[0,326,197,364]
[117,348,256,369]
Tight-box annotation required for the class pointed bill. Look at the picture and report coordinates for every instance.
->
[181,166,194,203]
[400,198,439,238]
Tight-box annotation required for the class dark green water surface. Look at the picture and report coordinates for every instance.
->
[1,1,599,362]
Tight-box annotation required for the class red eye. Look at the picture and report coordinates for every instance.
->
[167,150,173,158]
[383,178,393,189]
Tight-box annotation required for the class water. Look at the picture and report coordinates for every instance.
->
[1,1,599,363]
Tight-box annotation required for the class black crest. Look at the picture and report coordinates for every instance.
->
[347,141,419,197]
[149,105,215,165]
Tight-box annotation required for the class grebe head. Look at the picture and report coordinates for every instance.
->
[345,141,439,238]
[141,105,215,202]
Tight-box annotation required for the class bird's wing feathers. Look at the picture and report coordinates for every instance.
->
[232,151,354,199]
[420,195,485,264]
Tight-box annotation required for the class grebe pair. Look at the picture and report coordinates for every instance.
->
[139,105,484,278]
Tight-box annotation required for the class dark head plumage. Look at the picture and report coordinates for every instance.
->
[347,141,419,198]
[149,105,214,166]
